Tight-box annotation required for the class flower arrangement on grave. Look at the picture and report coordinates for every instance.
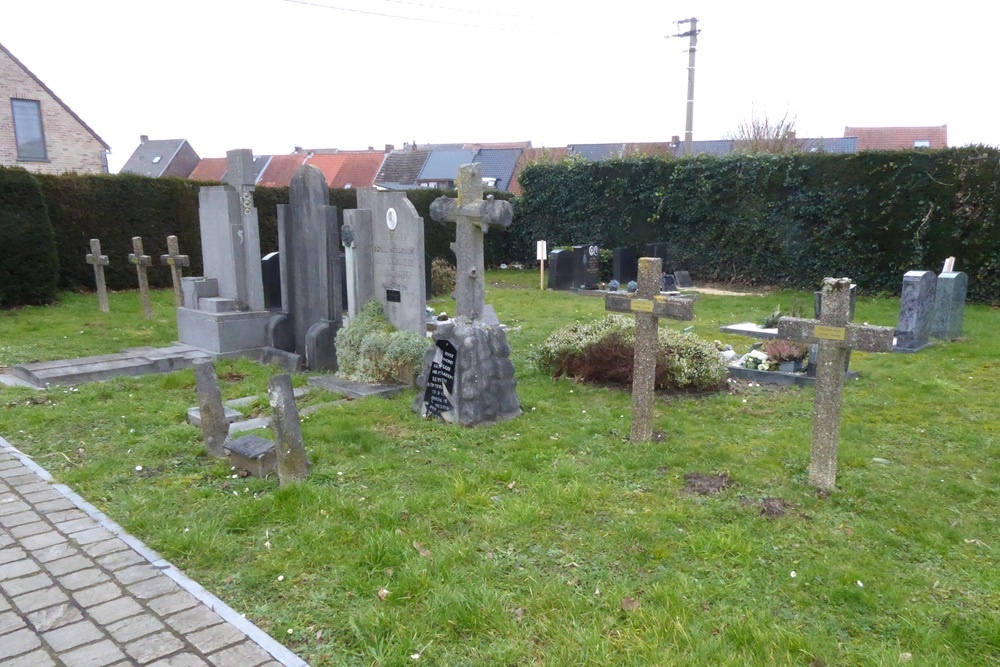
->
[608,279,620,292]
[627,280,638,293]
[741,339,810,372]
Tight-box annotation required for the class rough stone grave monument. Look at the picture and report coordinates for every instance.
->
[612,247,638,284]
[777,277,895,492]
[547,248,574,290]
[192,358,229,458]
[265,164,342,371]
[932,267,968,340]
[269,373,311,485]
[160,235,190,307]
[572,244,600,289]
[85,238,110,312]
[605,257,694,442]
[894,270,937,353]
[128,236,153,319]
[341,189,425,335]
[176,149,271,357]
[413,163,520,426]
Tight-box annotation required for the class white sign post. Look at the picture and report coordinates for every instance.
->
[536,240,547,290]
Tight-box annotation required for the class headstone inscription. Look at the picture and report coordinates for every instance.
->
[572,244,600,289]
[777,277,895,492]
[192,358,229,458]
[894,270,937,353]
[605,257,694,442]
[176,149,271,356]
[413,163,519,426]
[160,235,190,307]
[932,271,968,340]
[261,252,282,311]
[345,189,426,335]
[85,238,110,313]
[268,373,311,485]
[128,236,153,319]
[266,164,342,371]
[547,249,574,290]
[613,247,638,284]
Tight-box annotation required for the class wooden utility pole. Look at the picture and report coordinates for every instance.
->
[674,18,700,156]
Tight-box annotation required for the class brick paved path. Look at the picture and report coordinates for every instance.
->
[0,437,308,667]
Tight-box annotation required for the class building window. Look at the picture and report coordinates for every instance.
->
[11,99,47,161]
[914,140,931,148]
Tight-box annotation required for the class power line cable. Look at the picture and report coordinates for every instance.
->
[380,0,536,21]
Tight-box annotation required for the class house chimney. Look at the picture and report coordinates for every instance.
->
[385,144,394,152]
[140,135,149,144]
[671,135,680,146]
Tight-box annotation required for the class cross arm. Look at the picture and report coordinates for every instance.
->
[605,293,694,321]
[778,317,895,353]
[161,254,190,267]
[430,196,513,233]
[129,253,153,267]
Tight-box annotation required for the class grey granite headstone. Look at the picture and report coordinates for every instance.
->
[895,270,937,352]
[85,238,110,313]
[266,164,342,371]
[261,252,282,311]
[572,244,600,290]
[547,249,574,290]
[932,271,968,340]
[351,189,426,335]
[612,247,637,284]
[674,271,694,289]
[193,359,229,458]
[268,373,311,485]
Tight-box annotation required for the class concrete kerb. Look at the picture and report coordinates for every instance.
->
[0,435,309,667]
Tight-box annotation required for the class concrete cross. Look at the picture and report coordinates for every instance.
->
[85,238,110,313]
[605,257,694,442]
[128,236,153,319]
[430,163,512,320]
[777,277,895,492]
[160,235,190,307]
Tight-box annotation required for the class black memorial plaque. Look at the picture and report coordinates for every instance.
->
[386,289,402,303]
[423,339,457,417]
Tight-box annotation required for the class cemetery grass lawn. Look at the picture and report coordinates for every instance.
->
[1,272,998,666]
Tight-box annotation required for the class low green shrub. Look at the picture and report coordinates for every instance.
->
[430,257,456,296]
[336,300,429,384]
[533,314,728,392]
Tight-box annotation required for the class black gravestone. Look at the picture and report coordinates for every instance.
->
[547,249,575,290]
[423,339,457,417]
[612,247,637,283]
[261,252,282,311]
[572,244,600,290]
[660,272,676,291]
[644,241,670,270]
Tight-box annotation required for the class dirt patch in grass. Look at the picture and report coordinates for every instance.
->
[489,280,530,290]
[221,372,248,382]
[740,496,792,518]
[683,472,734,495]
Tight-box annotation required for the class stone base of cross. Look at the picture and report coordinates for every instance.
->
[128,236,153,320]
[605,257,694,442]
[777,277,895,492]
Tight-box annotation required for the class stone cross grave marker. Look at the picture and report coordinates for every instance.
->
[160,235,190,307]
[268,373,311,485]
[193,359,229,458]
[128,236,153,319]
[604,257,694,442]
[85,238,110,312]
[430,163,513,320]
[777,277,895,492]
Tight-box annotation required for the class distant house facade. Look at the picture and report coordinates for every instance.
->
[0,42,109,174]
[120,136,200,178]
[844,126,948,150]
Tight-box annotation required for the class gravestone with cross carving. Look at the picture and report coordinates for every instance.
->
[85,238,110,313]
[128,236,153,319]
[777,277,895,492]
[160,235,190,307]
[412,163,519,426]
[605,257,694,442]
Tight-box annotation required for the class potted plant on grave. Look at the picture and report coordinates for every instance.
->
[762,339,810,373]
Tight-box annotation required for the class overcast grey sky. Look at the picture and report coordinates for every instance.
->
[4,0,996,172]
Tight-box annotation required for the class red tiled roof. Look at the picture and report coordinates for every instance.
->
[329,152,386,189]
[508,147,568,196]
[187,157,227,182]
[257,155,308,188]
[305,154,347,186]
[844,126,948,150]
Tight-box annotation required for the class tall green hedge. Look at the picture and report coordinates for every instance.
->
[516,147,1000,304]
[0,167,58,307]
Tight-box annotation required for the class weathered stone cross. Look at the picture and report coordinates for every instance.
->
[85,238,110,313]
[430,163,512,320]
[605,257,694,442]
[777,277,895,492]
[128,236,153,319]
[160,235,190,306]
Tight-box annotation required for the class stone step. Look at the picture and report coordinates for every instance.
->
[198,297,240,313]
[10,344,213,388]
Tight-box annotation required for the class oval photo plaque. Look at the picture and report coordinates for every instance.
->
[386,208,398,231]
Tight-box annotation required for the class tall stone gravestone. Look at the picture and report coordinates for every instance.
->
[612,247,638,284]
[266,164,342,371]
[932,271,968,340]
[572,244,600,289]
[644,241,670,270]
[413,163,520,426]
[342,189,425,336]
[894,270,936,353]
[547,249,574,290]
[177,149,271,356]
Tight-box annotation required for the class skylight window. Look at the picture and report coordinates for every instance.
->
[152,156,162,163]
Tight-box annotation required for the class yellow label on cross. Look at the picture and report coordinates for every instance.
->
[631,299,655,313]
[813,325,847,341]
